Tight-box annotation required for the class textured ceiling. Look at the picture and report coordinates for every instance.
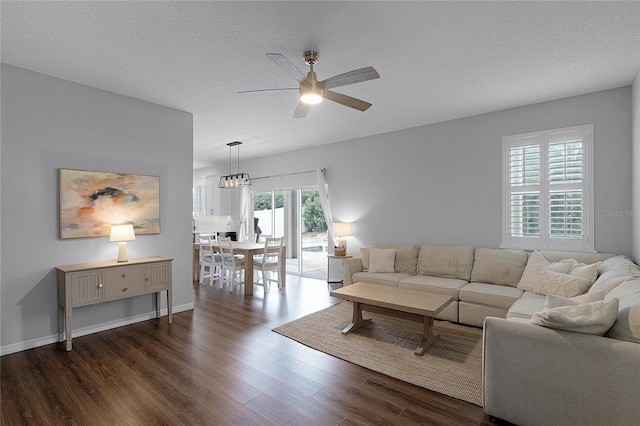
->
[2,1,639,170]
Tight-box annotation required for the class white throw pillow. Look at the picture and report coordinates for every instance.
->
[567,260,600,286]
[360,248,370,272]
[368,248,396,273]
[544,291,604,309]
[530,298,619,335]
[533,269,593,298]
[517,251,573,291]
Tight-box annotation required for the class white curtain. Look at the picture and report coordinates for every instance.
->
[239,186,251,242]
[316,168,336,250]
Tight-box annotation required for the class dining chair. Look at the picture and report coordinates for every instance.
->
[253,236,284,293]
[218,237,246,292]
[245,233,272,244]
[199,234,223,285]
[257,234,272,243]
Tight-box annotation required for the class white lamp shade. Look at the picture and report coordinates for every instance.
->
[333,222,352,237]
[110,224,136,242]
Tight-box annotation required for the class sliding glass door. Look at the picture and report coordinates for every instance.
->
[251,187,327,279]
[301,188,328,277]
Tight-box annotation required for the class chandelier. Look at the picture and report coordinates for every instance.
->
[218,141,251,189]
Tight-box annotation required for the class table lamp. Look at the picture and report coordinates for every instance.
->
[110,224,136,262]
[333,222,352,256]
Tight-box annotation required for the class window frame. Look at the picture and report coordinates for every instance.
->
[192,180,206,217]
[501,124,594,252]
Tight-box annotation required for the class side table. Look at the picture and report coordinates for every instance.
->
[327,254,353,287]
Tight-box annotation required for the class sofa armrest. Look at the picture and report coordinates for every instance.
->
[343,257,363,286]
[482,317,640,426]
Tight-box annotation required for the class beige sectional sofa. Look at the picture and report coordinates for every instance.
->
[344,243,615,327]
[343,243,640,425]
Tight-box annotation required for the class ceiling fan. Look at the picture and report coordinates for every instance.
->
[239,51,380,118]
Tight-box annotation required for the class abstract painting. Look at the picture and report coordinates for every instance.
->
[59,168,160,239]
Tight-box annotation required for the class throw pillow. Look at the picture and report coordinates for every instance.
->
[517,251,573,291]
[568,260,600,285]
[371,243,418,275]
[368,248,396,273]
[360,248,370,272]
[530,298,619,335]
[533,269,592,297]
[544,291,604,309]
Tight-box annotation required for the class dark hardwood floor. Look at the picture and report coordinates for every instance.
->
[1,275,496,425]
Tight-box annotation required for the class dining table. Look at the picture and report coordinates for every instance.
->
[193,240,286,295]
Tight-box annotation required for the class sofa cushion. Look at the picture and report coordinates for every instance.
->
[517,251,573,291]
[459,302,509,327]
[371,243,418,275]
[416,244,474,280]
[598,255,638,274]
[537,250,614,265]
[459,282,524,309]
[530,298,619,336]
[521,291,546,300]
[470,248,528,287]
[507,293,546,320]
[604,279,640,343]
[368,248,396,273]
[590,259,640,295]
[352,272,410,288]
[398,275,467,298]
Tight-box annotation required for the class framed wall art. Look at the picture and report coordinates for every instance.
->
[59,168,160,239]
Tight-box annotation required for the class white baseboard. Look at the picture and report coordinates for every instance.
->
[0,302,194,356]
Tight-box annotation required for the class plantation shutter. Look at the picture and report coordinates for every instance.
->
[192,183,206,216]
[502,125,593,251]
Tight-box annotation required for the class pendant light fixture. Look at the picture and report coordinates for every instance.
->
[218,141,251,189]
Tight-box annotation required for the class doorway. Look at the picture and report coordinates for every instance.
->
[251,188,328,279]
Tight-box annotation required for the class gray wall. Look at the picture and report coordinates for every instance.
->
[0,64,194,354]
[632,70,640,262]
[196,86,634,259]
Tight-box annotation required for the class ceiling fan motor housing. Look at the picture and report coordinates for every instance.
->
[304,50,319,65]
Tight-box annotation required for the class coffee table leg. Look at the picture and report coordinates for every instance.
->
[341,302,372,335]
[415,316,439,356]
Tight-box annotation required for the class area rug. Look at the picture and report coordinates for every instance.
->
[272,301,483,406]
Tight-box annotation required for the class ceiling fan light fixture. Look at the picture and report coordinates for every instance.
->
[300,89,323,104]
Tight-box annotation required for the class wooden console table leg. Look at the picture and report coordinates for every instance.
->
[65,307,73,351]
[167,288,172,324]
[341,301,371,335]
[415,316,439,356]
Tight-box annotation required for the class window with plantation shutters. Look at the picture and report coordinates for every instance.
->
[192,183,205,216]
[502,125,594,251]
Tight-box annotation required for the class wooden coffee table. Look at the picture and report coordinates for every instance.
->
[330,282,454,356]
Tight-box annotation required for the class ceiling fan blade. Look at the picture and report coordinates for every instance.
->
[238,88,298,95]
[320,66,380,90]
[293,102,310,118]
[266,53,306,83]
[324,90,372,111]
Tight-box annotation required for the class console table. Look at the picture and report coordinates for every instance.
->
[56,256,173,351]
